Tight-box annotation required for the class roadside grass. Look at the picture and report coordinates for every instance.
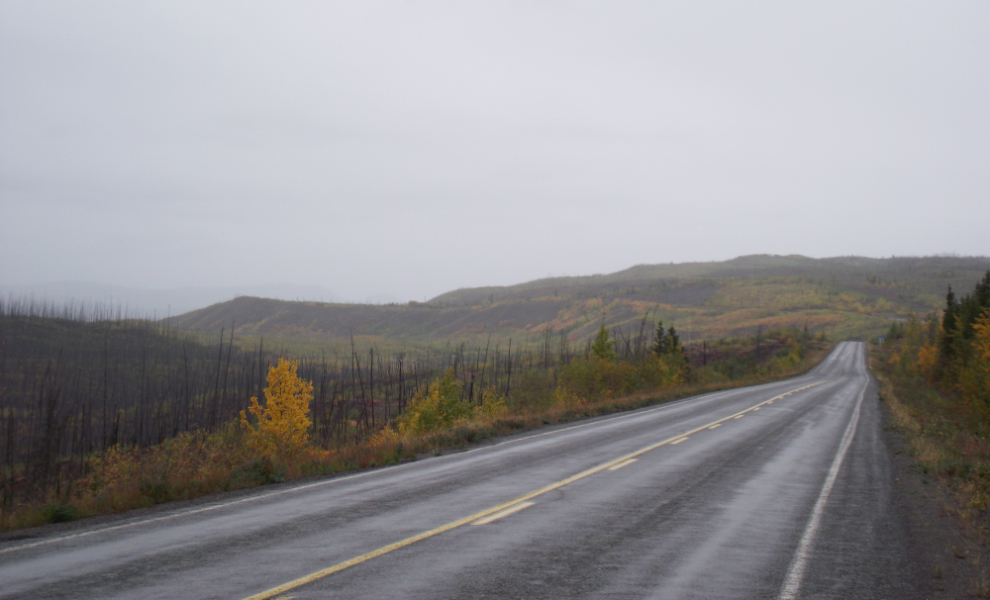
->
[869,346,990,595]
[870,349,990,514]
[1,345,831,532]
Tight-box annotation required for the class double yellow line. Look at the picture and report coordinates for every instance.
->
[244,381,823,600]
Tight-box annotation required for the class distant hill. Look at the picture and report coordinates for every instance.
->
[0,282,339,318]
[166,255,990,347]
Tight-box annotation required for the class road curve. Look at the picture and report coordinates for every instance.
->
[0,342,922,599]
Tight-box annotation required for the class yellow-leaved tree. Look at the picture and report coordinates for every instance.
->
[959,312,990,417]
[240,358,313,461]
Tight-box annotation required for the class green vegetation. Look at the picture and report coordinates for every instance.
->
[4,254,987,531]
[1,297,827,529]
[397,369,475,435]
[168,255,990,349]
[871,272,990,548]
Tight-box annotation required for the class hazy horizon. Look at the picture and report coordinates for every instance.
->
[5,251,989,318]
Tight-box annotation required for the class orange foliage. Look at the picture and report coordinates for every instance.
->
[915,341,939,383]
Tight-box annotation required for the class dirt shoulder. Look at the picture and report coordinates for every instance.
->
[882,398,989,598]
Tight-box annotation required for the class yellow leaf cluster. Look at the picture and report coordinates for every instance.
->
[975,313,990,364]
[240,358,313,461]
[959,312,990,414]
[474,387,508,420]
[369,425,401,447]
[915,341,939,383]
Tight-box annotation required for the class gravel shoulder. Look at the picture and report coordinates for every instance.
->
[883,400,989,598]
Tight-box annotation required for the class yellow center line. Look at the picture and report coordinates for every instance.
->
[471,501,535,525]
[242,381,823,600]
[708,424,721,430]
[734,415,745,419]
[608,458,638,471]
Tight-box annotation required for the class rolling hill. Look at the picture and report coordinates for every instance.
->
[166,254,990,348]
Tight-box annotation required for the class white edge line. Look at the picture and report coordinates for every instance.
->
[2,377,826,555]
[777,367,868,600]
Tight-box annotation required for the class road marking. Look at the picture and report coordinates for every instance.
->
[243,381,822,599]
[471,502,535,525]
[777,375,867,600]
[707,424,721,430]
[608,458,638,471]
[1,380,814,557]
[752,407,761,411]
[734,415,745,419]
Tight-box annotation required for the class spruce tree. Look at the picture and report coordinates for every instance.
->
[938,286,958,376]
[591,319,617,361]
[652,320,667,356]
[941,287,957,350]
[975,271,990,310]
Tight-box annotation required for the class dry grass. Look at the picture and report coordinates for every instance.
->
[870,346,990,595]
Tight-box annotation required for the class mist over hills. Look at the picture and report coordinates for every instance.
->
[165,254,990,346]
[0,281,339,318]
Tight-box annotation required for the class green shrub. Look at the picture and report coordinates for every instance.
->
[398,369,473,435]
[556,356,637,403]
[139,479,172,504]
[41,502,79,523]
[231,457,286,486]
[475,387,508,419]
[507,370,556,410]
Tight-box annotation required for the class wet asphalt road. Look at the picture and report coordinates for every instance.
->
[0,342,922,599]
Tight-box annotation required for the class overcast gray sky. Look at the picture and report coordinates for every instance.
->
[2,1,988,303]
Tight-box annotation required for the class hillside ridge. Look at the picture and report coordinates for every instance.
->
[166,254,990,346]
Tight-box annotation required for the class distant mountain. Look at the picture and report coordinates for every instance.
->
[0,282,339,318]
[165,255,990,346]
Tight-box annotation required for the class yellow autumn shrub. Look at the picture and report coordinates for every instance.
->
[474,387,508,420]
[915,341,939,383]
[959,312,990,417]
[240,358,313,461]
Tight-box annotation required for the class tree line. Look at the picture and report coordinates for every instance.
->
[885,271,990,422]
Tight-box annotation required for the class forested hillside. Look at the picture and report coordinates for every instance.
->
[168,255,990,345]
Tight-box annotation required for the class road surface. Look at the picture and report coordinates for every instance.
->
[0,341,922,599]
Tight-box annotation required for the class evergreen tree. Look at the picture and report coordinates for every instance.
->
[591,319,617,361]
[652,320,667,356]
[939,286,958,364]
[667,326,681,354]
[975,271,990,310]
